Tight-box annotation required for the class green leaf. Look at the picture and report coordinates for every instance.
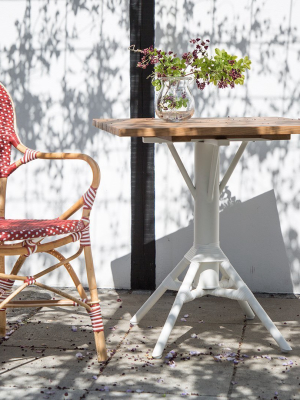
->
[235,77,244,85]
[152,79,162,91]
[215,48,221,56]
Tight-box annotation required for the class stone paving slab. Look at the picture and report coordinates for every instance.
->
[102,292,300,327]
[2,286,129,352]
[0,345,101,389]
[0,387,228,399]
[2,307,130,354]
[0,343,231,397]
[230,324,300,400]
[0,290,299,400]
[96,322,244,397]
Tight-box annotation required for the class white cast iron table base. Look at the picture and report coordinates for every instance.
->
[130,139,292,359]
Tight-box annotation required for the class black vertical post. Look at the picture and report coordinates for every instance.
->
[130,0,156,290]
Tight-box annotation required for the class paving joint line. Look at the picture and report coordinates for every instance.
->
[0,386,219,397]
[227,317,247,398]
[98,324,133,374]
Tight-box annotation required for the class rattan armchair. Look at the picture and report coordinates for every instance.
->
[0,82,107,362]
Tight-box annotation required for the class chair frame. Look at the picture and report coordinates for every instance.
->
[0,83,107,362]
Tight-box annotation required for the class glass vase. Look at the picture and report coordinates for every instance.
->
[155,76,195,122]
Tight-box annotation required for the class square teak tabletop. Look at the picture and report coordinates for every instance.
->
[93,116,300,359]
[93,117,300,141]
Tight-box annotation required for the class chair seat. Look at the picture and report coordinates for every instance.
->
[0,218,86,241]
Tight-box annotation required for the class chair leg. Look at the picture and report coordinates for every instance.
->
[0,311,6,337]
[0,256,6,336]
[84,246,108,362]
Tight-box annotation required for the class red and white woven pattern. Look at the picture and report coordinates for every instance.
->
[0,83,20,178]
[88,303,104,332]
[0,278,14,311]
[71,231,82,242]
[73,298,88,306]
[79,218,91,247]
[0,218,86,242]
[23,239,38,257]
[20,149,38,164]
[83,187,97,210]
[24,276,36,285]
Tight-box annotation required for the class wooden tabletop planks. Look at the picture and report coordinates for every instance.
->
[92,117,300,141]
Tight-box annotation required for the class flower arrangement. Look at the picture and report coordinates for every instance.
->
[129,38,251,121]
[129,38,251,91]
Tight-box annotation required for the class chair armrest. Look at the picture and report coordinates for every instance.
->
[14,144,100,220]
[37,152,100,189]
[15,143,100,188]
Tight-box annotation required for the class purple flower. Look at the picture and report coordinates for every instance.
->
[218,79,228,88]
[196,80,206,90]
[229,68,242,80]
[228,60,235,65]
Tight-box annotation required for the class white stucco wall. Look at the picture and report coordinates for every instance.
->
[155,0,300,293]
[0,0,300,293]
[0,0,131,288]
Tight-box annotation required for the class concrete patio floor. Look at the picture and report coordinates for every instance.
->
[0,289,299,400]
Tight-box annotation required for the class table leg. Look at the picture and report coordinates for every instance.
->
[152,261,200,359]
[130,255,190,325]
[237,300,255,320]
[221,260,292,352]
[219,264,255,320]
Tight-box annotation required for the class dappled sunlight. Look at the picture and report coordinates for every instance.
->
[0,290,299,397]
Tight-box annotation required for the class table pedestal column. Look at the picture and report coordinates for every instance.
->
[194,141,220,289]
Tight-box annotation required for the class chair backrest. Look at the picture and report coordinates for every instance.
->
[0,83,21,179]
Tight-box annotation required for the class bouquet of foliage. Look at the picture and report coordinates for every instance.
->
[129,38,251,92]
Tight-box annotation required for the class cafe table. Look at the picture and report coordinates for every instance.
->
[93,117,300,359]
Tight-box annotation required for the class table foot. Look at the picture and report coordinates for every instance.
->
[237,300,255,319]
[281,348,292,353]
[152,354,162,359]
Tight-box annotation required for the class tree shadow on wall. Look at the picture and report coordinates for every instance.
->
[154,0,300,278]
[0,0,130,282]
